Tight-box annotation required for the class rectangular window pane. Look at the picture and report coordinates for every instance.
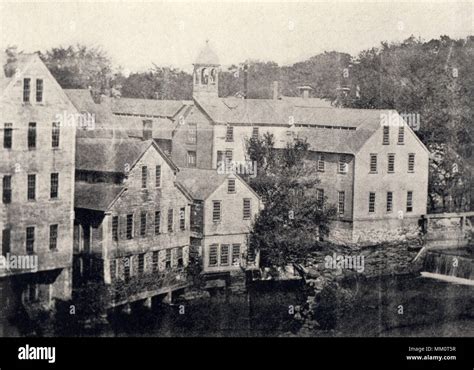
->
[220,244,229,266]
[369,192,376,213]
[155,165,161,187]
[36,79,43,102]
[112,216,119,241]
[26,226,35,254]
[152,251,159,272]
[398,126,404,144]
[408,154,415,173]
[338,191,345,215]
[126,214,133,239]
[52,122,60,148]
[388,154,395,173]
[3,175,12,204]
[317,188,324,209]
[23,78,30,103]
[187,123,197,143]
[187,151,196,167]
[383,126,389,145]
[232,244,240,265]
[49,224,58,250]
[28,122,36,149]
[338,155,348,173]
[370,154,377,173]
[179,207,185,230]
[252,127,259,139]
[228,178,236,193]
[141,166,147,188]
[138,254,145,275]
[212,201,221,222]
[318,154,325,172]
[110,260,116,281]
[50,173,59,199]
[177,247,183,267]
[27,174,36,200]
[209,245,218,266]
[407,191,413,212]
[226,126,234,142]
[167,209,173,232]
[4,123,12,149]
[165,249,172,269]
[387,192,393,212]
[140,212,147,237]
[243,198,251,220]
[225,150,233,162]
[123,257,131,280]
[2,229,11,256]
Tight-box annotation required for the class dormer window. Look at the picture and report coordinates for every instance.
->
[36,79,43,103]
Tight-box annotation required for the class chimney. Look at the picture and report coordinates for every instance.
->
[297,85,313,99]
[142,120,152,140]
[243,64,248,99]
[272,81,279,100]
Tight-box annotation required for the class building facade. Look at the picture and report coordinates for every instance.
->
[0,54,76,316]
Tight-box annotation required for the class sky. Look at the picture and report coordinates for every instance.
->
[0,1,472,73]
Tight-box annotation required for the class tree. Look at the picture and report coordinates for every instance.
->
[246,134,337,268]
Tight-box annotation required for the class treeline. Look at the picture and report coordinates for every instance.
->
[4,35,472,211]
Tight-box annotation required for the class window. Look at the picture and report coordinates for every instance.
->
[370,154,377,173]
[177,247,183,267]
[140,212,147,237]
[26,226,35,254]
[155,165,161,187]
[138,254,145,275]
[408,154,415,173]
[369,192,376,213]
[225,150,233,163]
[2,229,11,256]
[220,244,229,266]
[338,191,345,215]
[27,174,36,201]
[26,284,39,302]
[228,178,236,193]
[338,155,348,174]
[3,175,11,204]
[252,127,259,139]
[232,244,241,265]
[126,214,133,239]
[407,191,413,212]
[179,207,185,230]
[209,245,218,266]
[387,154,395,173]
[112,216,119,241]
[217,151,224,166]
[386,192,393,213]
[123,257,131,280]
[152,251,159,272]
[36,79,43,103]
[243,198,251,220]
[23,78,30,103]
[317,188,324,209]
[225,126,234,142]
[165,249,172,269]
[167,209,174,232]
[50,173,59,199]
[110,260,117,281]
[187,123,197,144]
[28,122,36,149]
[49,224,58,250]
[52,122,60,148]
[212,201,221,223]
[187,151,196,167]
[154,211,161,235]
[398,126,404,144]
[383,126,389,145]
[317,154,325,172]
[4,123,12,149]
[141,166,147,189]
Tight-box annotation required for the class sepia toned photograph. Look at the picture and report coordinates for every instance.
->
[0,1,473,359]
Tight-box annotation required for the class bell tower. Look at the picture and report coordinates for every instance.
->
[193,40,220,100]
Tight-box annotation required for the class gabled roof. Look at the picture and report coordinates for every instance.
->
[76,138,178,173]
[110,97,189,118]
[176,168,228,200]
[75,182,124,211]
